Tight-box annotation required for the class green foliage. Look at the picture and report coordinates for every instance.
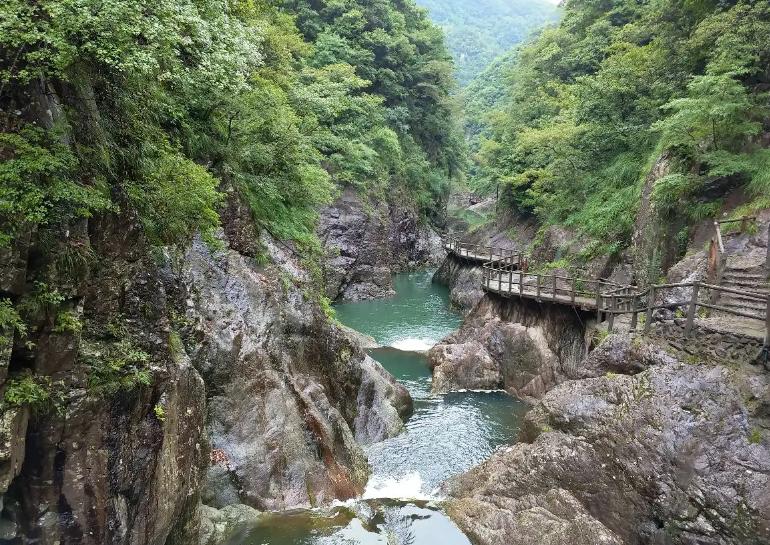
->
[53,310,82,334]
[416,0,558,86]
[153,403,166,422]
[126,150,222,246]
[748,428,762,445]
[467,0,770,257]
[0,299,26,340]
[319,295,337,321]
[0,127,112,248]
[2,0,462,274]
[79,339,152,396]
[3,372,59,414]
[593,328,609,347]
[286,0,465,219]
[17,281,65,321]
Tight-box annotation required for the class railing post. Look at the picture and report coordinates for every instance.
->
[764,294,769,352]
[536,275,541,299]
[607,295,615,332]
[765,223,770,277]
[596,295,603,322]
[631,294,639,331]
[595,282,602,320]
[685,281,700,338]
[508,264,513,294]
[551,275,556,300]
[644,286,655,334]
[571,277,576,305]
[519,271,523,296]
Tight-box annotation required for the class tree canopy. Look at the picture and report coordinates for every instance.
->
[415,0,558,86]
[0,0,462,257]
[468,0,770,254]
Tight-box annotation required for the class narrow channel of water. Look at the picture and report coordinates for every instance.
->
[226,271,527,545]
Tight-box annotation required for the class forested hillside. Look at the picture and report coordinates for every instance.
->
[470,0,770,259]
[1,0,461,262]
[415,0,558,86]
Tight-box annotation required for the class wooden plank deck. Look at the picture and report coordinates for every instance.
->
[483,275,599,310]
[442,242,510,264]
[444,235,768,348]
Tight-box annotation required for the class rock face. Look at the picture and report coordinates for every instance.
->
[446,333,770,545]
[183,235,411,511]
[432,256,485,312]
[318,188,443,301]
[3,216,207,545]
[428,295,590,401]
[2,198,412,542]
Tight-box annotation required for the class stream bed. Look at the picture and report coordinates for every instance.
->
[225,271,527,544]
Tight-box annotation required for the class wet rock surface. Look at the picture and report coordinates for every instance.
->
[432,256,485,312]
[183,236,411,511]
[3,215,208,545]
[318,188,443,301]
[2,193,413,543]
[446,333,770,545]
[428,295,589,401]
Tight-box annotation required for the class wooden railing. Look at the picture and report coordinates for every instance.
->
[708,216,762,284]
[445,230,770,350]
[443,234,528,267]
[482,255,631,312]
[601,281,769,345]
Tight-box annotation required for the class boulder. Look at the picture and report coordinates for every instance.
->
[447,336,770,545]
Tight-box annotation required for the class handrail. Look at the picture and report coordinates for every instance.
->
[716,216,757,225]
[445,230,769,349]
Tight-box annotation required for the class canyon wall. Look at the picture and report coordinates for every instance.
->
[319,188,444,301]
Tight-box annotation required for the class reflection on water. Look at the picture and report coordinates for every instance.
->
[224,500,473,545]
[225,271,526,545]
[333,271,463,349]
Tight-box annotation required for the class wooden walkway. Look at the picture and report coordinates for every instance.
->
[443,235,770,350]
[443,236,526,267]
[484,271,607,311]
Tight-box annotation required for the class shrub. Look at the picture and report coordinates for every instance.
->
[3,373,56,414]
[80,339,153,396]
[53,310,83,334]
[153,403,166,422]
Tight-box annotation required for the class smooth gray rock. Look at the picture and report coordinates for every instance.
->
[318,188,443,301]
[184,237,411,511]
[447,336,770,545]
[428,296,588,401]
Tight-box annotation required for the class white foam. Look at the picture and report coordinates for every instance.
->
[389,338,436,352]
[450,388,508,394]
[362,472,435,501]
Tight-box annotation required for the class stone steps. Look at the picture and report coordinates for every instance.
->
[720,267,769,305]
[722,272,768,284]
[719,297,767,312]
[720,281,770,296]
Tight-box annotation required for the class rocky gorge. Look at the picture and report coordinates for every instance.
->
[0,194,414,544]
[427,206,770,545]
[318,188,444,302]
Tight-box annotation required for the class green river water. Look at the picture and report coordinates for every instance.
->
[225,271,527,545]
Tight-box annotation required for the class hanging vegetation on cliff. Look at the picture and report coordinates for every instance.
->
[0,0,461,256]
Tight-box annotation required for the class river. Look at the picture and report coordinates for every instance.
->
[225,271,527,544]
